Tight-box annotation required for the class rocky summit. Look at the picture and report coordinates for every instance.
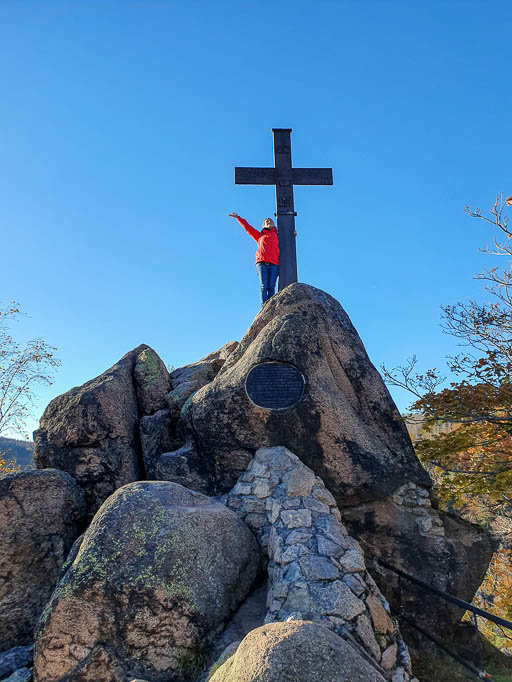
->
[182,283,431,503]
[0,283,495,681]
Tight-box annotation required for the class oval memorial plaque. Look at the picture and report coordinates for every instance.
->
[245,362,305,410]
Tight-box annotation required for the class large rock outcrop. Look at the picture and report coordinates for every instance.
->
[33,481,261,682]
[33,341,239,516]
[163,284,492,650]
[176,283,430,501]
[28,282,495,676]
[342,490,497,648]
[209,621,389,682]
[33,344,170,516]
[0,470,85,650]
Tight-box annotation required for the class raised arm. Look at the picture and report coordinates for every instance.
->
[228,212,260,241]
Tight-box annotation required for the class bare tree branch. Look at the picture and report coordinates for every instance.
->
[0,303,60,437]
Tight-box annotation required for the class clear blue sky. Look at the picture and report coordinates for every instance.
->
[1,1,510,438]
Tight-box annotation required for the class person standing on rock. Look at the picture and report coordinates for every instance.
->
[229,212,280,305]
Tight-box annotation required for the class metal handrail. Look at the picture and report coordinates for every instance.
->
[377,558,512,631]
[396,610,492,680]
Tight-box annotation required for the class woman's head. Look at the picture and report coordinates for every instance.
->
[262,217,275,230]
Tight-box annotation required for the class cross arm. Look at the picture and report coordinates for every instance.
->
[291,168,333,185]
[235,167,279,185]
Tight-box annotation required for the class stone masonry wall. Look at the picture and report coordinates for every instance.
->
[392,481,445,537]
[222,446,419,682]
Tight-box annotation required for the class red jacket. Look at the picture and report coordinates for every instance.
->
[237,217,280,265]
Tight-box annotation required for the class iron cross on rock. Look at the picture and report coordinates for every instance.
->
[235,128,333,290]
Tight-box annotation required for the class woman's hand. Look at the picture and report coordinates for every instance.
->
[228,212,239,218]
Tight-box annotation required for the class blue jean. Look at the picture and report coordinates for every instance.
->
[256,263,279,305]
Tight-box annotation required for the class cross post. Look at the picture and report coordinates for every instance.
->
[235,128,333,290]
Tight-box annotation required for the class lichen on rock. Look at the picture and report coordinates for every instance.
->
[33,481,261,682]
[134,347,171,416]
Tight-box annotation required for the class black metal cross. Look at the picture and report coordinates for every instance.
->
[235,128,333,290]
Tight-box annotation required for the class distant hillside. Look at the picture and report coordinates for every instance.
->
[0,436,34,468]
[403,414,458,442]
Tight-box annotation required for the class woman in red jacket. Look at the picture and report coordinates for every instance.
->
[229,212,280,305]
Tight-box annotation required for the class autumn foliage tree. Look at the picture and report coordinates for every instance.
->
[383,195,512,518]
[382,195,512,651]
